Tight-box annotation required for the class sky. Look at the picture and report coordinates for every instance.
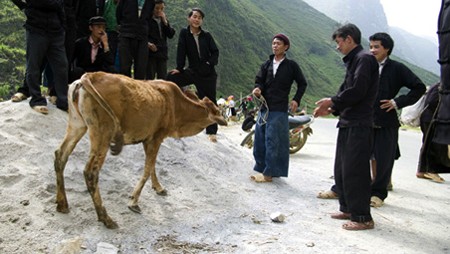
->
[380,0,441,42]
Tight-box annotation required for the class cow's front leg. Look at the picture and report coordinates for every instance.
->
[128,140,165,214]
[84,150,118,229]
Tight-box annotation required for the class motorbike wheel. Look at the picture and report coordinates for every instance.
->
[240,130,255,148]
[289,127,312,154]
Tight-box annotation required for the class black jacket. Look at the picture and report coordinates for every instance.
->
[116,0,154,40]
[148,17,175,59]
[254,55,307,112]
[73,36,114,72]
[331,45,379,128]
[13,0,66,35]
[374,58,426,127]
[175,26,219,76]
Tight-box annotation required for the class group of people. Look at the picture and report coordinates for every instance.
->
[248,22,446,231]
[9,1,219,143]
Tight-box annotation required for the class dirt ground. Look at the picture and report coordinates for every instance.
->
[1,101,450,254]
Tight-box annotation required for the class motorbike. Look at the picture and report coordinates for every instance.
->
[240,113,314,154]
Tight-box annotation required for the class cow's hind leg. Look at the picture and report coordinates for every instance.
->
[84,136,118,229]
[54,124,87,214]
[128,140,165,213]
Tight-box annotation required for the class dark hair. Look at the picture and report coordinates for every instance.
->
[369,32,394,55]
[189,8,205,18]
[155,0,164,5]
[332,23,361,45]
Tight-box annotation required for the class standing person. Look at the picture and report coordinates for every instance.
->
[419,0,450,175]
[368,32,426,207]
[250,33,308,183]
[71,16,115,81]
[227,95,237,121]
[116,0,154,80]
[11,0,69,114]
[417,83,446,183]
[314,24,378,230]
[103,0,120,72]
[146,0,175,80]
[76,0,105,39]
[166,8,220,142]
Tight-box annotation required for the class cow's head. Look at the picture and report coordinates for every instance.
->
[202,97,228,126]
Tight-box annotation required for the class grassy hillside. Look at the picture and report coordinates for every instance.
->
[0,0,439,109]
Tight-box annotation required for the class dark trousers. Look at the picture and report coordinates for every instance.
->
[334,127,373,223]
[25,30,68,109]
[147,57,168,80]
[118,37,148,80]
[166,69,218,135]
[371,127,399,200]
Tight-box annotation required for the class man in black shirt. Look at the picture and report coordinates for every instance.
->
[314,24,378,230]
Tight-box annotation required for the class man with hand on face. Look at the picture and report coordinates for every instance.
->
[71,16,115,81]
[146,0,175,80]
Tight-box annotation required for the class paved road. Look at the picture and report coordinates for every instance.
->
[287,117,450,253]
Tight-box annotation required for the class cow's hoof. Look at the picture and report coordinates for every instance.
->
[56,205,70,214]
[153,187,167,196]
[104,219,119,229]
[128,205,142,214]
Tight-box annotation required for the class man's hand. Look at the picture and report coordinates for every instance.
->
[380,99,396,112]
[148,42,157,52]
[252,87,261,98]
[169,69,180,75]
[289,100,298,114]
[313,98,333,117]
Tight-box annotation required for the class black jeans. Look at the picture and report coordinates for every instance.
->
[334,127,373,223]
[166,69,218,135]
[25,30,68,109]
[118,37,148,80]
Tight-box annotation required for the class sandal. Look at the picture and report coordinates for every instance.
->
[424,173,445,183]
[417,172,445,183]
[331,212,351,220]
[342,220,374,231]
[317,190,338,199]
[250,173,272,183]
[32,105,49,115]
[11,92,28,102]
[370,196,384,208]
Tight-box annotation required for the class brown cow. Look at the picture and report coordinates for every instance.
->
[54,72,227,229]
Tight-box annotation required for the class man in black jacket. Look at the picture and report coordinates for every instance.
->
[249,33,307,182]
[71,16,115,81]
[146,0,175,80]
[166,8,219,142]
[368,32,426,207]
[10,0,69,114]
[314,24,378,230]
[116,0,154,80]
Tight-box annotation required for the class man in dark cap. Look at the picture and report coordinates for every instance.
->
[249,33,308,183]
[70,16,115,81]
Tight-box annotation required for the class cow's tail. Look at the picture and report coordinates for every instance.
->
[80,74,124,155]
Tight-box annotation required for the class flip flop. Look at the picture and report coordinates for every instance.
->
[32,105,49,115]
[423,173,445,183]
[317,190,339,199]
[342,220,374,231]
[250,173,272,183]
[370,196,384,208]
[11,92,28,102]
